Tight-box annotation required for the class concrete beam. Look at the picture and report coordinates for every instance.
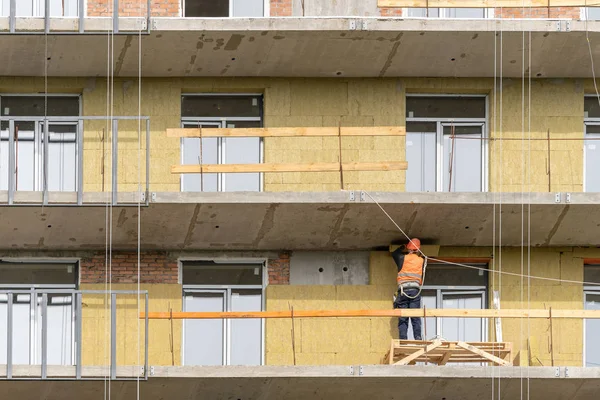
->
[0,18,599,77]
[0,191,598,250]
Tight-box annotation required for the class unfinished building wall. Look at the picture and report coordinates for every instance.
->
[87,0,180,17]
[266,248,596,367]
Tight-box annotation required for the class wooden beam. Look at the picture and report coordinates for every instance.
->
[377,0,596,7]
[140,308,600,320]
[171,161,408,174]
[166,127,406,138]
[456,341,511,366]
[394,340,443,366]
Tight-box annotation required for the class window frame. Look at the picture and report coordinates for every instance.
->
[402,7,494,18]
[179,257,267,366]
[182,0,268,18]
[583,95,600,192]
[180,93,264,193]
[583,263,600,367]
[405,94,489,192]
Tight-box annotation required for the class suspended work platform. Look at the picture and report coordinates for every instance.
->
[384,339,513,366]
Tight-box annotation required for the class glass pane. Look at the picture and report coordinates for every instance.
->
[406,122,436,132]
[185,0,228,17]
[223,120,261,192]
[585,7,600,20]
[585,133,600,192]
[182,262,263,285]
[441,293,483,342]
[14,121,36,191]
[36,294,73,365]
[182,96,262,118]
[232,0,263,17]
[447,8,485,18]
[45,124,77,192]
[406,97,486,119]
[230,289,262,365]
[584,265,600,283]
[1,96,79,117]
[425,263,488,286]
[182,123,218,192]
[0,263,77,285]
[406,132,436,192]
[184,292,225,366]
[12,294,32,364]
[0,124,8,190]
[585,293,600,367]
[442,126,482,192]
[406,8,440,17]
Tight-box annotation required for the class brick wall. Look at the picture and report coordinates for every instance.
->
[270,0,292,16]
[379,7,403,16]
[268,253,290,285]
[80,251,178,283]
[495,7,580,19]
[87,0,179,17]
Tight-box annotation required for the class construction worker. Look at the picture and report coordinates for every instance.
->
[391,238,424,340]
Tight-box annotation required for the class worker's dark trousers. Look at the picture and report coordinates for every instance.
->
[394,288,422,340]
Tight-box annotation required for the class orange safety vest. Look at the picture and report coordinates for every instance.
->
[397,253,424,286]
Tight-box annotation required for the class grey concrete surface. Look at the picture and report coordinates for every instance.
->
[290,251,370,285]
[0,17,599,77]
[0,191,599,250]
[1,365,600,400]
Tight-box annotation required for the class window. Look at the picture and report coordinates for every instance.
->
[0,0,78,17]
[181,95,263,192]
[405,8,490,18]
[0,95,80,193]
[184,0,264,17]
[181,260,265,366]
[584,265,600,367]
[0,262,77,367]
[405,96,487,192]
[408,263,488,345]
[584,96,600,192]
[583,7,600,20]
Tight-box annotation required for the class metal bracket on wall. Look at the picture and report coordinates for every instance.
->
[554,367,560,377]
[566,21,571,32]
[554,193,561,203]
[359,366,364,376]
[150,366,155,376]
[360,191,366,202]
[349,19,368,31]
[349,366,354,375]
[565,193,571,203]
[349,191,355,201]
[564,367,570,377]
[140,192,146,202]
[151,192,157,202]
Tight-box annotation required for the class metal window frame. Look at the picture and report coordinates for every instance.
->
[583,121,600,192]
[180,257,267,367]
[406,94,489,193]
[180,94,264,193]
[181,0,268,18]
[583,289,600,367]
[402,7,494,18]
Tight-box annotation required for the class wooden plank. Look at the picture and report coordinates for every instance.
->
[456,341,511,366]
[171,161,408,174]
[438,343,455,365]
[377,0,593,7]
[394,340,443,365]
[140,308,600,320]
[166,127,405,138]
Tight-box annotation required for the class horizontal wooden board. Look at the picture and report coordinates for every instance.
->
[171,161,408,174]
[377,0,590,7]
[166,126,405,138]
[141,308,600,320]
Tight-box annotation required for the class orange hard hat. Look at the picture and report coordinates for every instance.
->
[406,238,421,251]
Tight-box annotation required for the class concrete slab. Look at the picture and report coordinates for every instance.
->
[1,365,599,400]
[0,191,599,250]
[0,18,600,77]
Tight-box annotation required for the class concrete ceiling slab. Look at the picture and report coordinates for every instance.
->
[1,191,599,250]
[2,365,600,400]
[2,18,600,77]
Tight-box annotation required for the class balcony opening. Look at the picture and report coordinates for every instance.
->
[181,260,265,366]
[405,95,487,193]
[184,0,264,17]
[180,94,263,192]
[0,261,77,367]
[0,95,80,193]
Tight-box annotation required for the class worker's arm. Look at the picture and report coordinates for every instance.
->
[391,248,405,272]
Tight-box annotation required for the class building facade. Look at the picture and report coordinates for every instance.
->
[1,1,600,399]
